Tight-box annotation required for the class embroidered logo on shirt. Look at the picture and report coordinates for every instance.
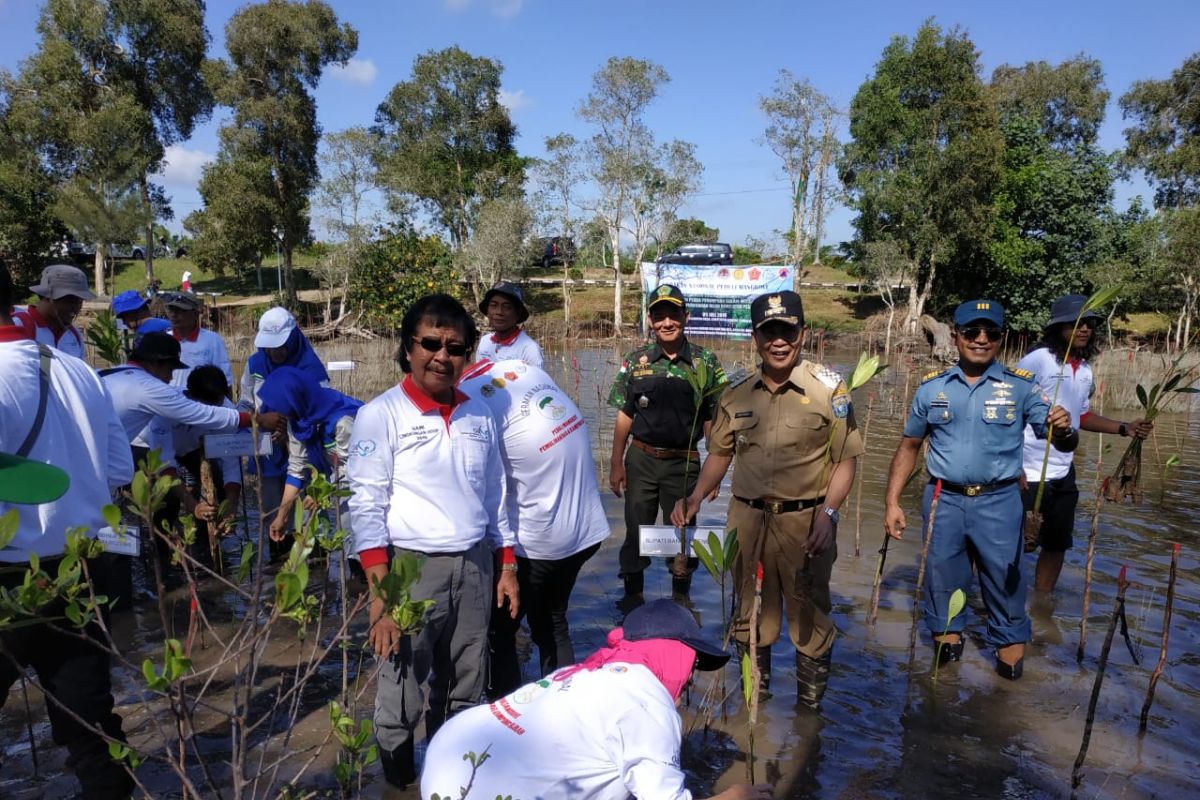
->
[832,390,851,419]
[350,439,377,458]
[480,384,496,397]
[536,394,567,421]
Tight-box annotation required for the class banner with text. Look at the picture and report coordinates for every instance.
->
[641,263,793,338]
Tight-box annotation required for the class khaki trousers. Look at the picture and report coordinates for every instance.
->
[729,500,837,659]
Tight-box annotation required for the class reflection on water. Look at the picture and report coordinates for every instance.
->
[2,340,1196,799]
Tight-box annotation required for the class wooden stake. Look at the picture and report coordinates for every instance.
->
[1072,566,1130,791]
[908,480,942,658]
[868,532,890,630]
[745,555,764,783]
[1077,477,1109,662]
[200,459,223,574]
[1139,542,1180,733]
[854,395,875,558]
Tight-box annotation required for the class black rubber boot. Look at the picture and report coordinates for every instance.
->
[617,572,645,615]
[670,571,692,598]
[933,636,965,665]
[995,656,1024,681]
[380,740,416,789]
[796,645,833,710]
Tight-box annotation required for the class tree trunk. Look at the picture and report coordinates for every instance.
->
[283,244,296,304]
[610,227,623,333]
[810,167,825,265]
[920,314,956,362]
[790,175,809,290]
[562,262,571,327]
[884,303,895,356]
[93,244,106,297]
[140,174,155,283]
[905,256,936,334]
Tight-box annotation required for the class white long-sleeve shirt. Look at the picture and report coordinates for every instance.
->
[102,364,242,467]
[347,376,511,556]
[0,331,134,561]
[475,328,544,368]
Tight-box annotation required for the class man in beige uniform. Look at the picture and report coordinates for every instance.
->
[674,290,863,708]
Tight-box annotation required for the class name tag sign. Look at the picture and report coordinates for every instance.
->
[203,432,272,459]
[639,525,730,557]
[97,526,140,557]
[327,361,355,372]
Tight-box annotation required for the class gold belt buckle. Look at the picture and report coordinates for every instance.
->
[764,499,784,514]
[964,485,982,497]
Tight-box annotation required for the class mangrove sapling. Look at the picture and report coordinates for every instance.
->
[1072,567,1132,793]
[1105,354,1200,504]
[674,358,727,579]
[907,479,943,662]
[693,529,740,724]
[1026,287,1120,552]
[85,307,125,366]
[932,589,966,683]
[1139,542,1181,734]
[853,393,876,557]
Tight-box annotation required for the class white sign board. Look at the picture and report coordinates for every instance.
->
[327,360,355,372]
[97,526,140,557]
[639,525,730,557]
[203,432,272,459]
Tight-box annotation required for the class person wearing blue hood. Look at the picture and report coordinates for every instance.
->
[257,366,362,551]
[237,307,330,556]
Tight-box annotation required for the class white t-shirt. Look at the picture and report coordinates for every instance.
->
[0,334,133,561]
[459,359,609,560]
[475,328,544,368]
[171,327,233,389]
[1019,346,1092,481]
[420,663,691,800]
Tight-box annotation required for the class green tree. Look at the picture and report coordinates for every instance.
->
[374,46,523,250]
[760,70,839,277]
[659,218,719,253]
[316,126,381,321]
[199,0,357,302]
[578,56,670,331]
[1120,53,1200,209]
[990,57,1108,152]
[350,227,456,331]
[0,96,62,288]
[530,133,584,322]
[840,20,1003,333]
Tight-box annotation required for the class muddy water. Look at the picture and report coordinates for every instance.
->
[2,341,1197,799]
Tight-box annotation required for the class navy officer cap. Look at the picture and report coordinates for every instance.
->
[953,299,1005,328]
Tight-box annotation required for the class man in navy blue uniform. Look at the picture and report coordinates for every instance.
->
[883,299,1076,680]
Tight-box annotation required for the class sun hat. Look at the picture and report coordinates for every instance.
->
[111,290,148,316]
[622,598,730,671]
[953,299,1005,328]
[134,317,172,338]
[479,281,530,323]
[0,452,70,504]
[1047,294,1101,327]
[163,292,202,311]
[255,307,297,349]
[29,264,96,301]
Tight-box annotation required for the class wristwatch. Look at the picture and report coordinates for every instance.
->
[1119,423,1128,437]
[822,506,839,525]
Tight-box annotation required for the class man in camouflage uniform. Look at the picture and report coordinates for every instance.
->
[674,290,863,708]
[609,284,727,608]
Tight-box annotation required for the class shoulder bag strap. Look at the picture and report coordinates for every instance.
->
[16,343,55,457]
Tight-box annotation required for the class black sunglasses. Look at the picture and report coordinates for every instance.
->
[957,325,1004,342]
[412,336,469,358]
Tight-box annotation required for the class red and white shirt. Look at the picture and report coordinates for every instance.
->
[347,375,512,562]
[1019,346,1093,481]
[12,306,85,359]
[171,326,233,389]
[475,328,544,368]
[459,359,609,561]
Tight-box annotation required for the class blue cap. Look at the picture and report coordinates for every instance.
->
[1047,294,1101,327]
[622,598,729,671]
[112,290,148,316]
[953,299,1005,328]
[135,317,172,337]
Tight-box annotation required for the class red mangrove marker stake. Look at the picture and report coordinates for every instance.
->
[1078,476,1109,662]
[1139,543,1181,733]
[1072,566,1130,791]
[908,480,942,660]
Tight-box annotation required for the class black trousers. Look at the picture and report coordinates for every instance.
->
[489,542,601,698]
[619,445,698,578]
[0,563,133,799]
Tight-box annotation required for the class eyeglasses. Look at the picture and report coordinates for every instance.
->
[957,325,1004,342]
[412,336,469,358]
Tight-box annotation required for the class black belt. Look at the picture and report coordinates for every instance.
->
[936,478,1018,497]
[630,439,700,460]
[734,495,825,514]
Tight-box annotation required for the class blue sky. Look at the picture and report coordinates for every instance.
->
[2,0,1197,249]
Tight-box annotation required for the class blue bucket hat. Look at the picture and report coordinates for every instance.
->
[1047,294,1101,327]
[623,598,730,671]
[953,299,1005,328]
[112,290,148,316]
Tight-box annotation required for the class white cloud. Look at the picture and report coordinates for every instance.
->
[442,0,523,17]
[492,0,524,18]
[498,88,531,112]
[160,145,214,187]
[329,58,378,86]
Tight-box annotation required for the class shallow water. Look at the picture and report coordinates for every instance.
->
[2,341,1197,799]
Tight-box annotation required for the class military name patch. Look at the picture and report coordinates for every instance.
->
[734,411,754,418]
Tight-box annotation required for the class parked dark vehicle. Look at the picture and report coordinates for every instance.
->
[539,236,576,268]
[656,242,734,266]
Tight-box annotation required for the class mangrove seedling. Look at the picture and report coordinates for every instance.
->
[692,528,740,637]
[673,357,727,579]
[932,588,966,683]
